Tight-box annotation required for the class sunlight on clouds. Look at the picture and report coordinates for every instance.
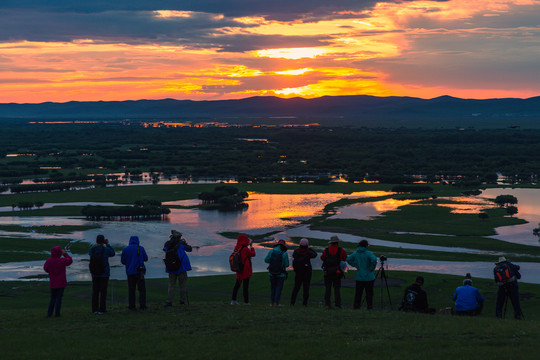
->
[274,78,396,98]
[256,48,328,59]
[153,10,193,18]
[275,68,312,76]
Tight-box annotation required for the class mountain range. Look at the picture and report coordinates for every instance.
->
[1,95,539,128]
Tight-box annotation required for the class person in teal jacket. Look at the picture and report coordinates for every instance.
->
[264,239,289,306]
[347,239,377,309]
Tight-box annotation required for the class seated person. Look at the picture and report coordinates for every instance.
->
[453,274,484,316]
[399,276,434,313]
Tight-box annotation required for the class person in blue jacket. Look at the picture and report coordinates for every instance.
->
[88,234,115,314]
[121,235,148,310]
[453,274,484,316]
[264,239,289,306]
[163,230,192,306]
[346,239,378,309]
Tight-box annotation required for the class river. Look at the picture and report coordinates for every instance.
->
[1,188,539,283]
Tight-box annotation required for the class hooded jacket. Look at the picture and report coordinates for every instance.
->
[121,236,148,275]
[292,246,317,272]
[264,245,290,278]
[346,246,377,281]
[234,234,256,281]
[43,246,73,289]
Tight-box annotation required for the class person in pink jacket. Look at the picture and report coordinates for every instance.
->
[43,246,73,317]
[231,234,256,305]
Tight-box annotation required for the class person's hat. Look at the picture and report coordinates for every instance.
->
[276,239,287,249]
[463,278,473,285]
[171,230,182,238]
[329,235,340,244]
[495,256,507,265]
[299,238,309,246]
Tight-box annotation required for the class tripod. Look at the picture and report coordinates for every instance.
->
[501,284,524,320]
[374,258,393,310]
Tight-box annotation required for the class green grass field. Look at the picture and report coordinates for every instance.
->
[1,271,539,359]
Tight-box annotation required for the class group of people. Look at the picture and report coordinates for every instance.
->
[232,234,380,309]
[43,231,524,320]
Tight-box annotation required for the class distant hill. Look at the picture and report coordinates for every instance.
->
[1,95,540,128]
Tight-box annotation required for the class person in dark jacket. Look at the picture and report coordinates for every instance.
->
[44,246,73,317]
[121,236,148,310]
[290,238,317,306]
[88,234,115,314]
[399,276,432,313]
[321,236,348,308]
[494,256,523,319]
[231,234,256,305]
[164,230,192,306]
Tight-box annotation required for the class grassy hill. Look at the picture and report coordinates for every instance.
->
[1,271,539,359]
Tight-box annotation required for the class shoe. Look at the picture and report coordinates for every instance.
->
[179,301,186,306]
[230,300,239,305]
[93,311,103,315]
[140,306,147,310]
[164,302,172,307]
[243,302,251,306]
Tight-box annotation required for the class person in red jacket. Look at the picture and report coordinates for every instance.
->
[43,246,73,317]
[321,236,348,308]
[231,234,256,305]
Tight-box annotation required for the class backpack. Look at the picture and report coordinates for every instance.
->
[322,247,342,276]
[494,262,515,284]
[89,246,106,275]
[268,250,284,276]
[163,239,182,272]
[229,247,245,273]
[292,249,312,271]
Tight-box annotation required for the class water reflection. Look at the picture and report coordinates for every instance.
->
[480,188,540,246]
[3,188,540,282]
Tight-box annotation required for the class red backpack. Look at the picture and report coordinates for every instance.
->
[494,262,514,283]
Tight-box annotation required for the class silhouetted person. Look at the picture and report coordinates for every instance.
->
[494,257,523,319]
[321,236,347,309]
[290,238,317,306]
[89,234,115,314]
[400,276,434,313]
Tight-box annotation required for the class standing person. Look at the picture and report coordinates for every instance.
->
[399,276,433,313]
[290,238,317,306]
[231,234,256,305]
[321,236,348,309]
[43,246,73,317]
[264,239,289,306]
[89,234,115,314]
[121,236,148,310]
[163,230,192,307]
[346,239,377,310]
[494,257,523,319]
[453,273,484,316]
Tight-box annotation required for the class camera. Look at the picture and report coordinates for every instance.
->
[380,255,387,262]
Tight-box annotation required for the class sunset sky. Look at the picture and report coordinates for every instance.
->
[2,0,540,103]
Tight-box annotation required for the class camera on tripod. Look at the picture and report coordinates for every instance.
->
[379,255,387,262]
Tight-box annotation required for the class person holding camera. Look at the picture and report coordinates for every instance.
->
[89,234,115,314]
[121,235,148,310]
[163,230,192,307]
[231,234,256,305]
[346,239,377,310]
[44,246,73,317]
[321,236,348,309]
[494,257,523,319]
